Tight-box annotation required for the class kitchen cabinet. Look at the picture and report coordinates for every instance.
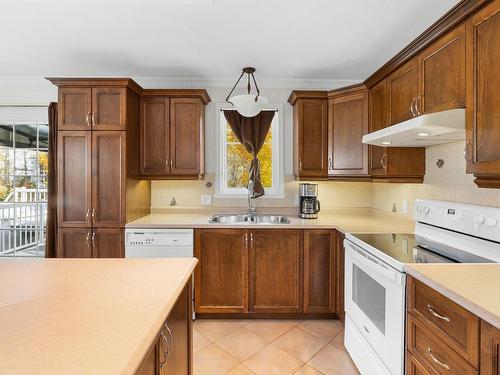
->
[386,59,419,125]
[91,228,124,258]
[465,1,500,188]
[57,228,92,258]
[57,131,92,227]
[250,230,303,313]
[303,230,336,313]
[289,92,329,179]
[58,86,126,131]
[194,229,248,313]
[328,88,369,178]
[481,320,500,375]
[140,94,207,179]
[417,24,466,114]
[194,228,340,317]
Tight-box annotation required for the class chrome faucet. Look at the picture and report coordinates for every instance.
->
[247,180,256,215]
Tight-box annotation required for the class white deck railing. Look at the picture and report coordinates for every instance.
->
[0,189,47,257]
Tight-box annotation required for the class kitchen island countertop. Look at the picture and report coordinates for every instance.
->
[0,258,197,375]
[126,208,415,234]
[404,263,500,329]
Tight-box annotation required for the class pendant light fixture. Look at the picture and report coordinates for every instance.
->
[226,67,268,117]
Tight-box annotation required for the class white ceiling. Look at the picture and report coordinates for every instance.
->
[1,0,460,87]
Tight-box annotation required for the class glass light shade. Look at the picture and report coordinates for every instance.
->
[229,94,269,117]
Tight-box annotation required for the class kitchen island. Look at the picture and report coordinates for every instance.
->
[0,258,197,375]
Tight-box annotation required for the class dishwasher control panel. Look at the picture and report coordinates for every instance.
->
[125,229,193,247]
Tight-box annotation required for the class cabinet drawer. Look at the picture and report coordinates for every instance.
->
[406,352,431,375]
[407,276,479,366]
[407,314,478,375]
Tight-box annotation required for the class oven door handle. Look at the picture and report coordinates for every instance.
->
[346,242,399,282]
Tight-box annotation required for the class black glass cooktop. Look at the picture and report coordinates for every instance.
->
[351,233,458,264]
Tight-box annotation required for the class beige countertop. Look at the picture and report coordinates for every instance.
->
[126,208,415,234]
[0,258,197,375]
[404,264,500,329]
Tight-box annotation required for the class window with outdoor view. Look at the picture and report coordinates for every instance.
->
[218,109,282,196]
[0,108,48,257]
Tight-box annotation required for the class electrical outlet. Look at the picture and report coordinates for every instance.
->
[401,200,409,215]
[201,195,212,206]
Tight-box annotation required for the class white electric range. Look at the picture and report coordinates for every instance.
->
[343,199,500,375]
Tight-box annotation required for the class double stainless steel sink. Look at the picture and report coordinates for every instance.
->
[209,214,291,225]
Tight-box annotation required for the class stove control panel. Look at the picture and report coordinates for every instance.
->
[414,199,500,243]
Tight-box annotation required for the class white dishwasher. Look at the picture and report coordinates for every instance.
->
[125,228,195,319]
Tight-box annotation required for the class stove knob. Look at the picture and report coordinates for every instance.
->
[423,207,430,214]
[475,216,486,225]
[485,218,498,227]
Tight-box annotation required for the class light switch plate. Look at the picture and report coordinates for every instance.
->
[401,200,409,215]
[201,195,212,206]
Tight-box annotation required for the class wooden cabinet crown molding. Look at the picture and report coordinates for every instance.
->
[45,77,143,95]
[364,0,492,88]
[327,83,367,98]
[287,90,328,105]
[141,89,211,105]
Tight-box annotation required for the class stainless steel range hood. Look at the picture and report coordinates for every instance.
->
[362,108,465,147]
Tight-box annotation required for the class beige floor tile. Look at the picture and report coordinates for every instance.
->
[194,320,245,342]
[193,328,211,352]
[226,364,256,375]
[244,320,296,342]
[330,330,345,351]
[297,320,344,341]
[193,343,239,375]
[307,344,359,375]
[294,364,324,375]
[274,327,330,362]
[243,344,304,375]
[215,327,268,362]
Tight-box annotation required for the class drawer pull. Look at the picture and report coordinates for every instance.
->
[427,304,450,322]
[427,347,450,370]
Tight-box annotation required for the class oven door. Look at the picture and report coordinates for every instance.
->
[344,239,406,375]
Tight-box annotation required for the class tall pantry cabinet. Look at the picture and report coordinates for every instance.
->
[47,78,150,258]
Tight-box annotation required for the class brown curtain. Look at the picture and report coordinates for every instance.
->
[223,110,275,197]
[45,102,58,258]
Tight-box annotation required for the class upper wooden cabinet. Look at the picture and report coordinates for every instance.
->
[465,1,500,188]
[58,87,92,130]
[386,59,419,125]
[328,87,369,178]
[91,87,127,130]
[140,91,208,179]
[289,92,328,179]
[418,24,466,114]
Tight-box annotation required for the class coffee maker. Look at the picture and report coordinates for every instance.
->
[299,183,320,219]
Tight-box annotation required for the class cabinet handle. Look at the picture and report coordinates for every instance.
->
[244,233,249,248]
[86,112,91,127]
[86,208,90,223]
[427,347,450,370]
[91,232,96,248]
[328,157,332,170]
[86,232,91,247]
[159,330,169,368]
[91,112,96,127]
[299,158,302,171]
[91,209,96,223]
[492,338,499,374]
[427,304,450,322]
[250,233,254,247]
[416,96,422,116]
[381,154,387,169]
[170,158,174,169]
[410,97,416,117]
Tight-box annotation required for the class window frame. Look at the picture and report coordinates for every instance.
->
[214,103,284,198]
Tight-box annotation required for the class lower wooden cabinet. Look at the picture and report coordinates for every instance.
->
[194,228,342,317]
[57,227,124,258]
[136,282,192,375]
[406,352,432,375]
[481,320,500,375]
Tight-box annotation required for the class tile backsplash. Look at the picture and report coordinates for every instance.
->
[150,141,500,215]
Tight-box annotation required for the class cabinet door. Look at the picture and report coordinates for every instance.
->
[135,342,158,375]
[387,59,418,125]
[91,87,126,130]
[91,131,126,227]
[194,229,248,313]
[170,98,203,176]
[161,282,192,375]
[57,131,92,227]
[369,80,389,176]
[466,2,500,182]
[57,228,91,258]
[140,97,170,176]
[303,230,336,313]
[329,92,369,176]
[91,228,124,258]
[481,320,500,375]
[418,24,466,114]
[250,230,303,313]
[295,99,328,178]
[58,87,92,130]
